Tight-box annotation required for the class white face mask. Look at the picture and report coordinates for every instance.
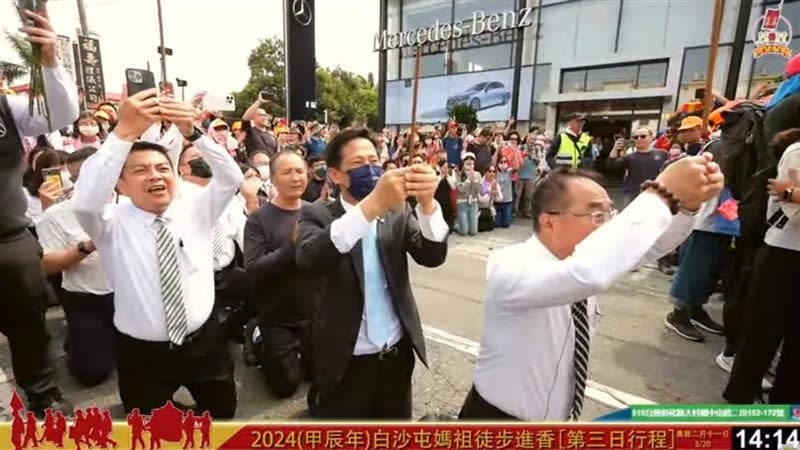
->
[79,125,100,137]
[257,165,270,181]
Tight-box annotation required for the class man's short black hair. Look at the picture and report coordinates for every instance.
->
[66,146,97,164]
[270,149,306,176]
[531,168,603,232]
[325,128,377,170]
[129,141,173,169]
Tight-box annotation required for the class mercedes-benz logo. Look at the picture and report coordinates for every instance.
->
[292,0,312,27]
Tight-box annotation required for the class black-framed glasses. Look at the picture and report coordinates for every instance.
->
[632,135,649,140]
[547,208,618,225]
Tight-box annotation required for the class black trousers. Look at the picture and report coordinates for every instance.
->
[0,230,58,402]
[259,320,310,399]
[61,290,115,386]
[459,385,518,420]
[312,339,415,419]
[116,318,237,418]
[724,244,800,404]
[721,238,760,355]
[213,264,250,341]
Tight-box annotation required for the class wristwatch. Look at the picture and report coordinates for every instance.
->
[782,187,795,202]
[185,127,203,142]
[77,241,94,255]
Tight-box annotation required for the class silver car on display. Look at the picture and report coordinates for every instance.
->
[446,81,512,111]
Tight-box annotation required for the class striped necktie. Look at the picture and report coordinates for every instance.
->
[212,223,225,263]
[569,299,590,421]
[155,217,188,345]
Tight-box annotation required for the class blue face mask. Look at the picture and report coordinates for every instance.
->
[347,164,383,201]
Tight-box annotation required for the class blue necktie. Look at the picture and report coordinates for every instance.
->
[362,221,393,348]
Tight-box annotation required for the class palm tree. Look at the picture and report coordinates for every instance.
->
[0,61,28,85]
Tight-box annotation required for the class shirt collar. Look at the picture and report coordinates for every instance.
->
[129,202,176,226]
[339,196,355,212]
[525,233,560,262]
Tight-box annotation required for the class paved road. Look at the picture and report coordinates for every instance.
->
[0,211,731,422]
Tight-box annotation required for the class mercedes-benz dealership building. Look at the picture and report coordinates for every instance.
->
[376,0,798,139]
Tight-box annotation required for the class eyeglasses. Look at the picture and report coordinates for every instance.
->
[547,208,618,225]
[632,135,649,140]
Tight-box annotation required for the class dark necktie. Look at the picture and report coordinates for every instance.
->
[569,299,590,420]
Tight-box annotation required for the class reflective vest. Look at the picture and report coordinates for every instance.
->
[555,132,591,169]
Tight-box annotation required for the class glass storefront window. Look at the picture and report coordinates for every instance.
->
[676,45,732,108]
[532,64,552,122]
[561,70,586,93]
[451,43,514,73]
[399,0,451,78]
[454,0,515,21]
[386,0,401,81]
[401,0,451,31]
[585,66,637,92]
[561,61,667,93]
[637,62,668,88]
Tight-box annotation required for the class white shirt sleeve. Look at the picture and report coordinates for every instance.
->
[72,133,131,241]
[330,204,372,254]
[486,192,682,311]
[8,66,79,138]
[415,201,449,243]
[190,136,245,228]
[36,207,68,253]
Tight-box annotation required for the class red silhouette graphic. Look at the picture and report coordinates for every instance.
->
[11,409,24,450]
[197,412,211,449]
[22,412,40,448]
[181,410,196,449]
[54,411,68,448]
[95,410,118,449]
[147,401,182,448]
[69,409,89,450]
[127,408,146,450]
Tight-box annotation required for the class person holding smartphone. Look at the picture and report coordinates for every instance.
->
[0,4,79,415]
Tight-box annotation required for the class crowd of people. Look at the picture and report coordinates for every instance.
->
[1,4,798,428]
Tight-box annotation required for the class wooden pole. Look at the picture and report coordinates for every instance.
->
[702,0,725,132]
[406,46,422,159]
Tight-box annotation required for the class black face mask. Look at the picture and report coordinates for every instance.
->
[189,157,213,179]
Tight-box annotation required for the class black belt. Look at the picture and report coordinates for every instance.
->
[354,340,405,361]
[118,320,207,351]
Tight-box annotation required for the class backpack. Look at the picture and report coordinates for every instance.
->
[715,102,777,242]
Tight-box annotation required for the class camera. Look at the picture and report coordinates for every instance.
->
[127,70,144,84]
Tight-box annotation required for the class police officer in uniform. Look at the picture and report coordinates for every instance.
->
[0,5,79,415]
[548,113,592,169]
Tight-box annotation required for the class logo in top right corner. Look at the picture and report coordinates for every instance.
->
[791,405,800,421]
[753,4,793,59]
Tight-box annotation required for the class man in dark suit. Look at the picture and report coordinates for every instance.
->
[296,128,449,419]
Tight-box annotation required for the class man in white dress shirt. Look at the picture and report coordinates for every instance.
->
[73,89,244,417]
[37,147,115,387]
[0,5,78,415]
[461,154,724,421]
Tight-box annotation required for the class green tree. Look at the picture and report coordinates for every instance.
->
[0,61,28,85]
[233,37,286,118]
[449,103,478,133]
[316,67,378,128]
[234,38,377,128]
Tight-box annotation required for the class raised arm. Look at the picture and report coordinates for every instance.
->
[487,193,676,311]
[73,89,161,240]
[8,8,79,137]
[159,98,243,227]
[242,98,265,122]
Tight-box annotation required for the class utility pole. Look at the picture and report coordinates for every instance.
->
[156,0,167,84]
[76,0,89,34]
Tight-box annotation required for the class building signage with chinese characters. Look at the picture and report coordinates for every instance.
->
[374,7,533,52]
[753,4,793,58]
[56,35,76,82]
[78,35,106,106]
